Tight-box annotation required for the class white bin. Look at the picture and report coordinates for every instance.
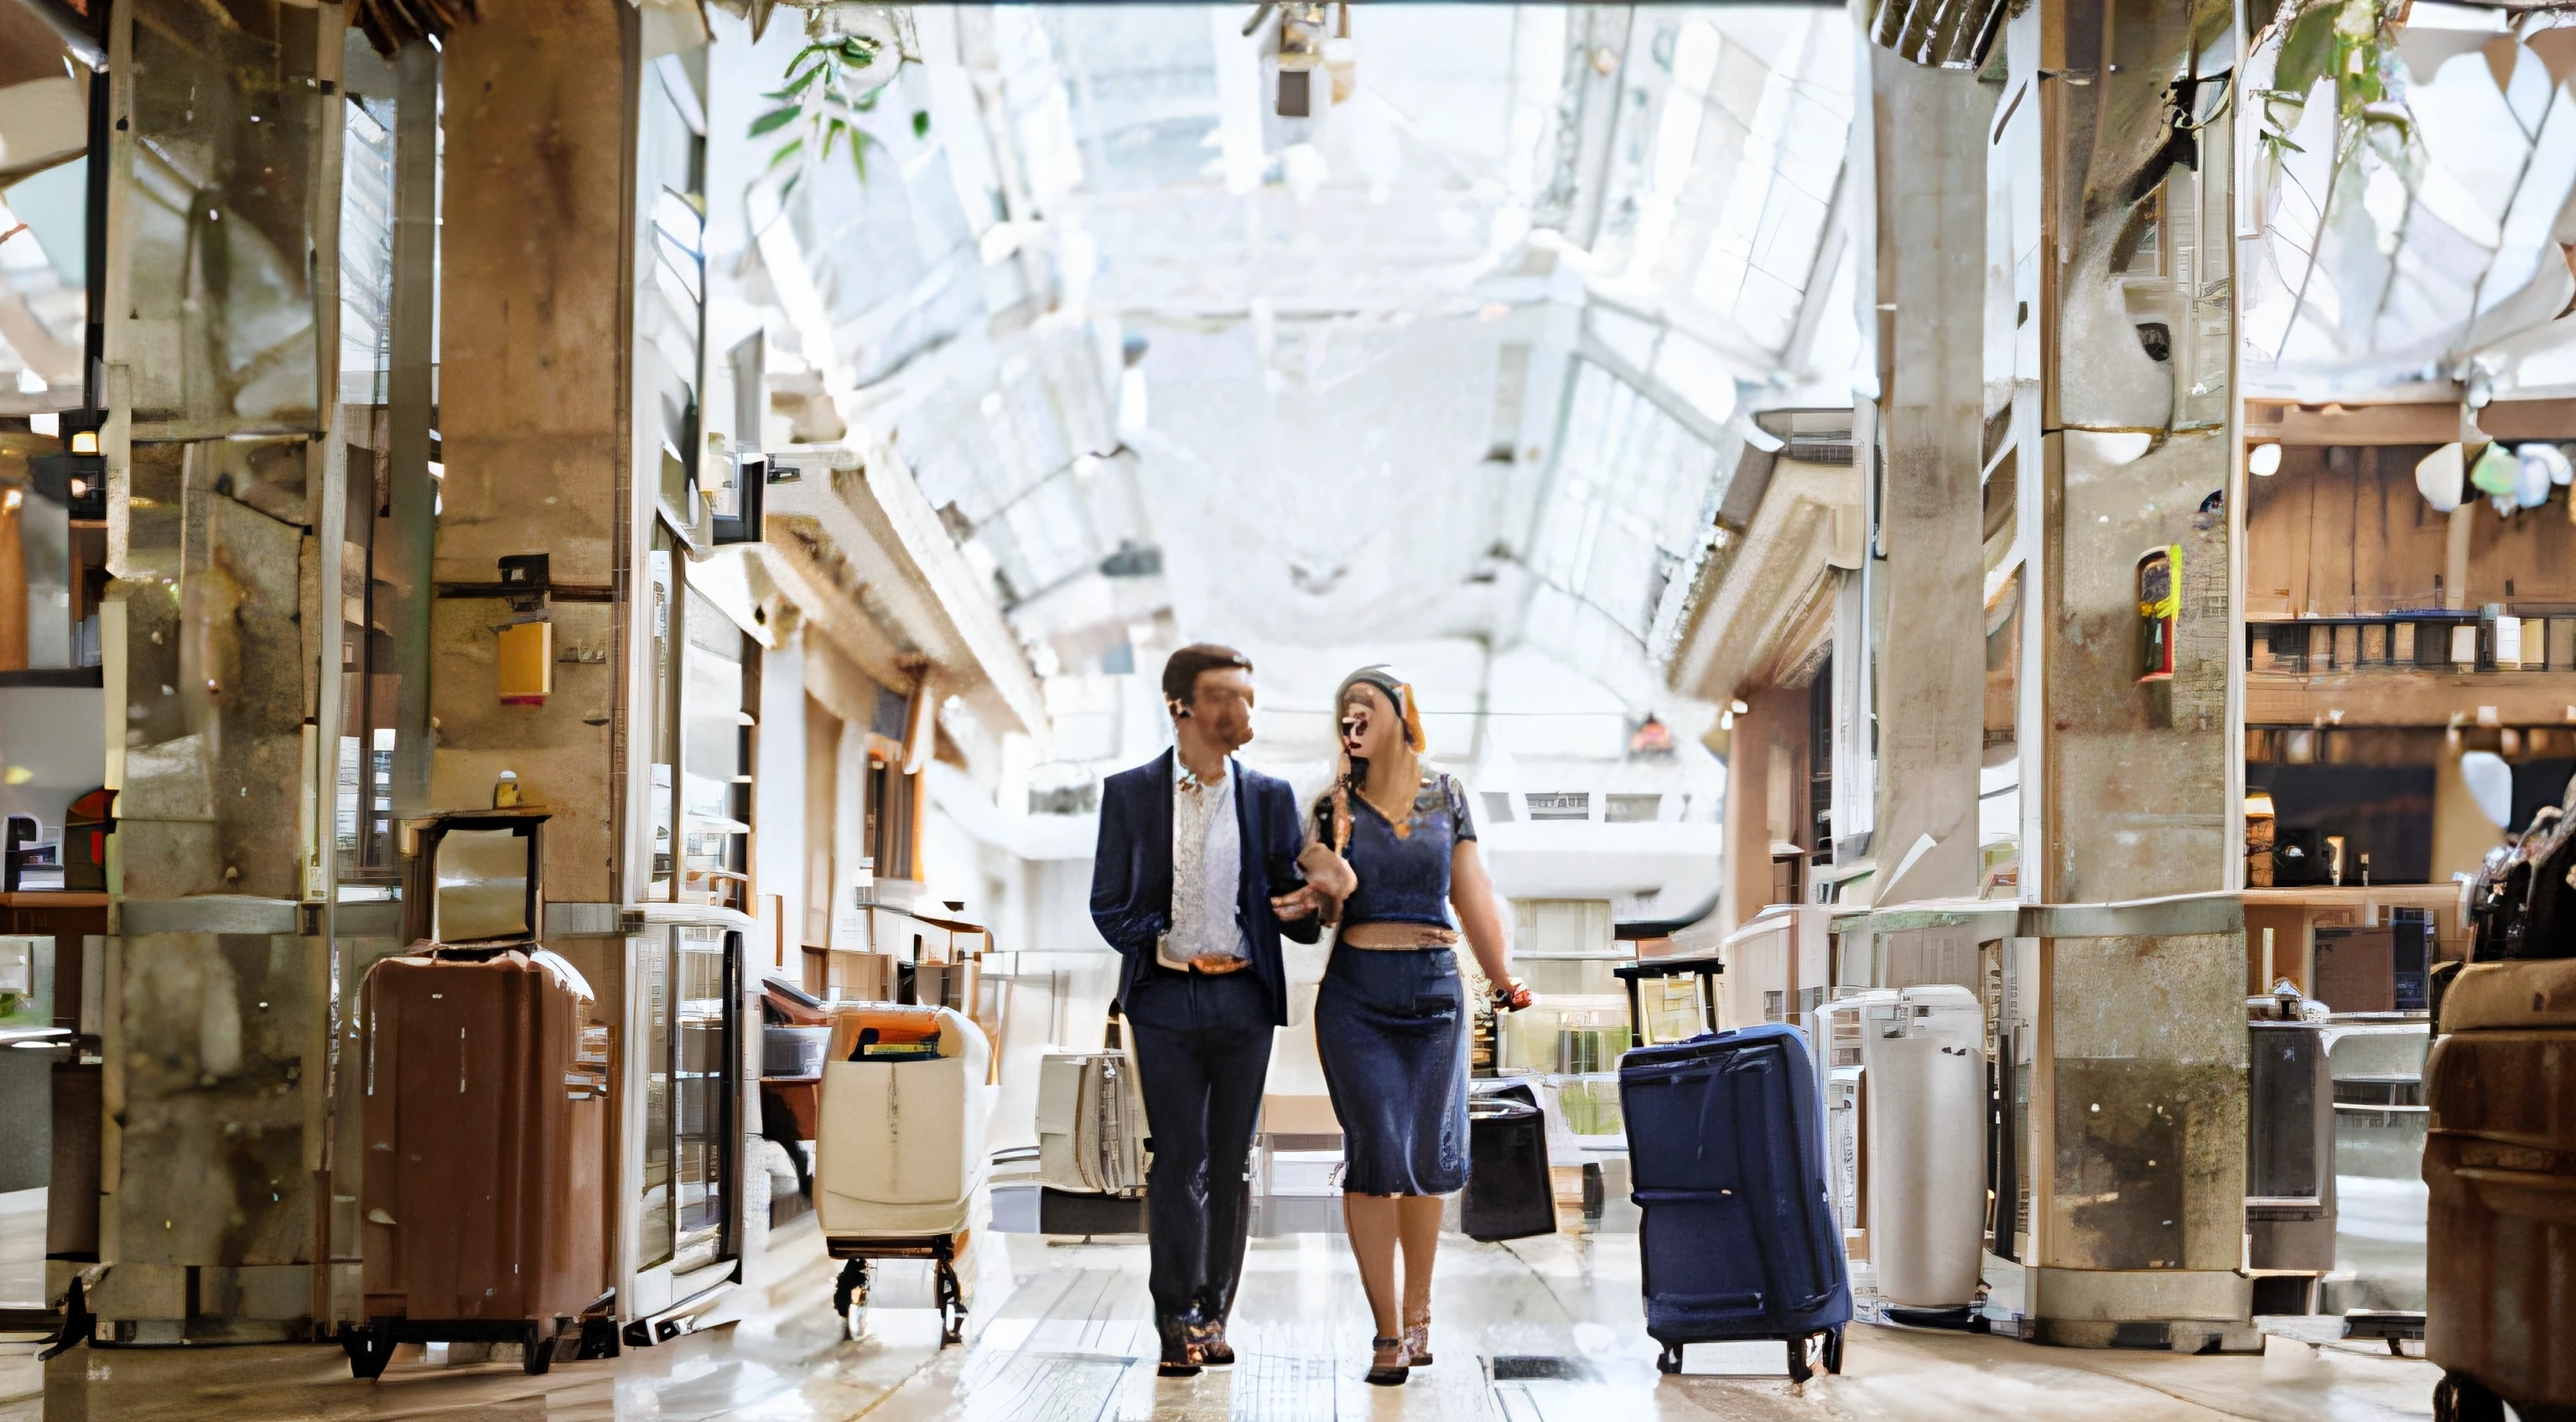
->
[1860,984,1986,1313]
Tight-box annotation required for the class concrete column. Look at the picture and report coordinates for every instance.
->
[1866,54,1992,911]
[431,0,637,904]
[2002,0,2251,1350]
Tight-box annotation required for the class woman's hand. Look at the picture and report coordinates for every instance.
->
[1490,978,1534,1013]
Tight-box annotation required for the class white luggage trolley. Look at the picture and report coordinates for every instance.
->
[813,1005,993,1346]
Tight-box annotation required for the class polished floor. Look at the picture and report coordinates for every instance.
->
[5,1218,2439,1422]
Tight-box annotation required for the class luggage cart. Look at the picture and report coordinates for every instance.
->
[811,1004,991,1351]
[826,1234,969,1347]
[1612,952,1722,1046]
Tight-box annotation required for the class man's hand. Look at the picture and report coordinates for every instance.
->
[1270,886,1318,921]
[1296,843,1358,900]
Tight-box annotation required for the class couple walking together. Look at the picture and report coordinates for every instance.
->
[1088,645,1533,1384]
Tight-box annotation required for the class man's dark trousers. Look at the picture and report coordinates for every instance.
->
[1123,963,1273,1332]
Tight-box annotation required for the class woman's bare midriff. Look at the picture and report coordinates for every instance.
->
[1338,921,1461,950]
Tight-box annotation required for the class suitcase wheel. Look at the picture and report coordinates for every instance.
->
[1784,1334,1818,1385]
[2433,1372,2506,1422]
[577,1315,622,1362]
[1656,1344,1683,1375]
[343,1327,395,1381]
[522,1324,554,1377]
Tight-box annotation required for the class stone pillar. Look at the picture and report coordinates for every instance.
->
[1866,52,1992,910]
[2002,0,2251,1350]
[432,0,637,905]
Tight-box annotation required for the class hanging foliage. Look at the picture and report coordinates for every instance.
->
[751,29,920,197]
[2254,0,2407,161]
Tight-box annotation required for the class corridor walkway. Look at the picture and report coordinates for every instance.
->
[10,1221,2438,1422]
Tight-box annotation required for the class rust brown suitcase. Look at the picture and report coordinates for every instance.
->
[2423,959,2576,1422]
[349,948,612,1378]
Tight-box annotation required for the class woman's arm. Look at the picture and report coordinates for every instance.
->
[1450,838,1511,988]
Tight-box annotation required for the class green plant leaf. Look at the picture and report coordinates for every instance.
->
[767,135,804,170]
[2274,3,2340,99]
[911,110,931,138]
[749,106,802,138]
[774,65,829,99]
[823,118,846,162]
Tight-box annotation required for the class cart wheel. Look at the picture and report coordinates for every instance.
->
[1822,1326,1844,1376]
[936,1260,967,1347]
[1655,1345,1683,1375]
[343,1326,395,1381]
[522,1324,554,1377]
[2433,1372,2506,1422]
[832,1260,868,1317]
[1784,1336,1814,1385]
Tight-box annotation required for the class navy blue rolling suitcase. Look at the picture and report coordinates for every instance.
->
[1619,1023,1850,1380]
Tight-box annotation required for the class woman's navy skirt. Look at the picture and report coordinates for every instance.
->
[1315,944,1471,1196]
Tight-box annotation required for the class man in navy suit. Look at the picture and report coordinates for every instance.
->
[1090,643,1327,1377]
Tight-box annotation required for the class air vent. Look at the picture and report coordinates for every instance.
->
[1028,783,1099,816]
[1784,434,1855,464]
[1604,794,1661,823]
[1524,792,1589,822]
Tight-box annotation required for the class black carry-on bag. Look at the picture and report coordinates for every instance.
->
[1462,1081,1555,1242]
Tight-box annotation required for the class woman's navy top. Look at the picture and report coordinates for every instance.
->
[1328,772,1477,929]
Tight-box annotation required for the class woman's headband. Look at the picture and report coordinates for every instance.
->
[1337,666,1427,753]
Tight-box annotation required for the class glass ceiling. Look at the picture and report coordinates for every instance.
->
[2244,6,2576,400]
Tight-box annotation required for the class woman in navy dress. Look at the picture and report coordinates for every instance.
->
[1298,667,1530,1386]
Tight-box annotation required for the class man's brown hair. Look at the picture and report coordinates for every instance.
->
[1161,643,1253,712]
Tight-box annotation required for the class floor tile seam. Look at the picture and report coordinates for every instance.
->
[792,1345,952,1422]
[2025,1352,2347,1422]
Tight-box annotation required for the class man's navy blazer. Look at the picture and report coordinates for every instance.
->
[1088,749,1318,1029]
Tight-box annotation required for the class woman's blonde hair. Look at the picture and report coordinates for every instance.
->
[1336,667,1426,754]
[1320,667,1428,853]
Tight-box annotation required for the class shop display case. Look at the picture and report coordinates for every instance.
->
[1498,952,1633,1149]
[624,911,748,1317]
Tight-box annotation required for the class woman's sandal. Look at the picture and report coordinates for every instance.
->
[1403,1321,1433,1367]
[1187,1318,1234,1368]
[1366,1336,1410,1386]
[1156,1336,1202,1378]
